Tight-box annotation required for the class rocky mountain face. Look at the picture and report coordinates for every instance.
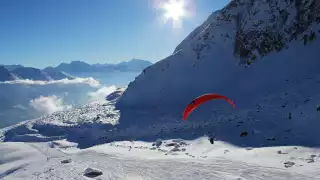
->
[176,0,320,65]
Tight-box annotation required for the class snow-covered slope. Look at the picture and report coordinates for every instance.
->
[115,0,320,146]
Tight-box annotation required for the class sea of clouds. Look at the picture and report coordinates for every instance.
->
[0,77,119,128]
[0,77,100,87]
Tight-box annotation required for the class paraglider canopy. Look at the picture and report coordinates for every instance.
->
[182,93,235,121]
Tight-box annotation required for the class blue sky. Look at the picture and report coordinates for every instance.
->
[0,0,229,68]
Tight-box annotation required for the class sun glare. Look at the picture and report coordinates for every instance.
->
[163,0,185,21]
[154,0,195,29]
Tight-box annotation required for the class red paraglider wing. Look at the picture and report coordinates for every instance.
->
[182,94,235,120]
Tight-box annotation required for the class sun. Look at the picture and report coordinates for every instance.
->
[162,0,186,21]
[156,0,190,28]
[153,0,195,28]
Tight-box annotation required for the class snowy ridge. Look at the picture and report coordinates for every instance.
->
[173,10,222,53]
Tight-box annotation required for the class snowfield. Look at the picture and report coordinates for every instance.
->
[1,138,320,180]
[2,0,320,179]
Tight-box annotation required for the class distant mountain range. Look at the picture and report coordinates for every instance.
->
[0,66,73,82]
[0,59,152,82]
[53,59,152,73]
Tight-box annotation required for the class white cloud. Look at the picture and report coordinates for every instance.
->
[29,95,72,114]
[0,77,100,87]
[88,85,117,102]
